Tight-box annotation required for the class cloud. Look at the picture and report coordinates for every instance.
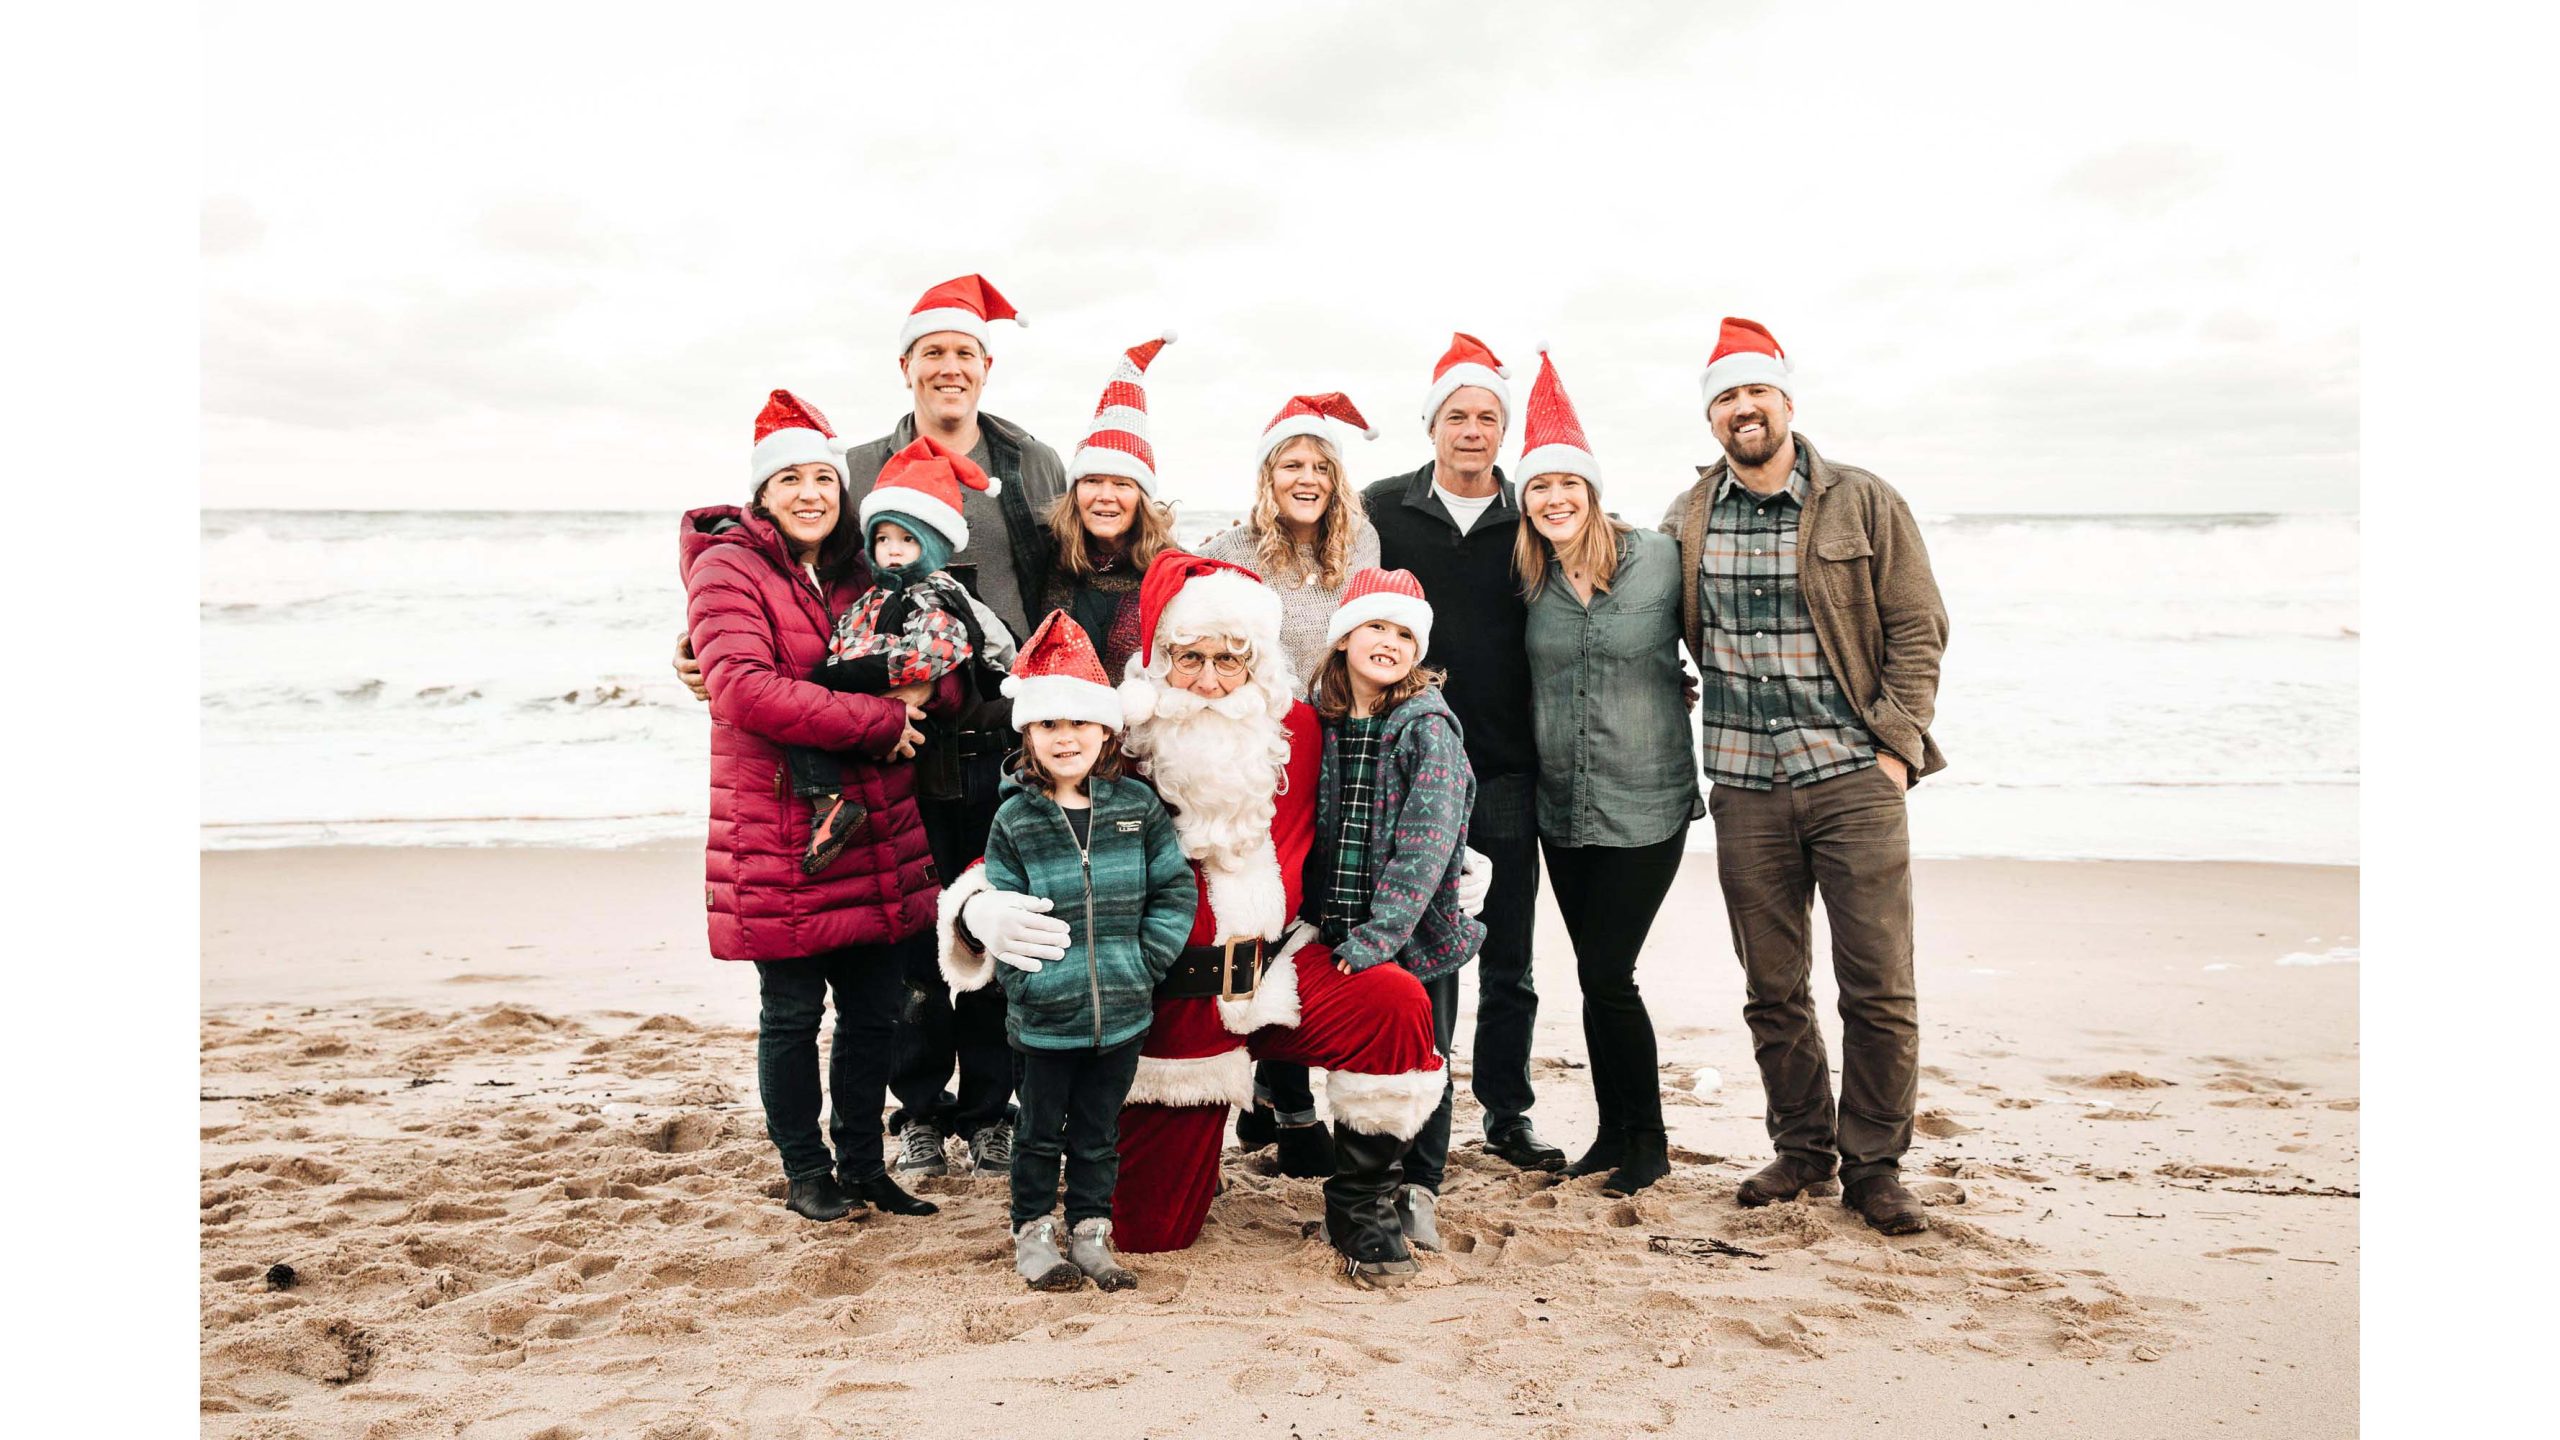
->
[2055,141,2223,215]
[202,195,264,257]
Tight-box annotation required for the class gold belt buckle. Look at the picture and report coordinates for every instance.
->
[1218,936,1261,1001]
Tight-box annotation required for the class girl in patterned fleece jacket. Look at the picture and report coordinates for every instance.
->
[791,436,1015,876]
[1306,568,1484,1249]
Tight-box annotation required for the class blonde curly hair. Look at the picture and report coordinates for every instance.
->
[1246,435,1365,591]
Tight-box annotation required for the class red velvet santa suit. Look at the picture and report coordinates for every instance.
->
[935,558,1445,1254]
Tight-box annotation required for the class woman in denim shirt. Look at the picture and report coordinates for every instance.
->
[1511,350,1703,1196]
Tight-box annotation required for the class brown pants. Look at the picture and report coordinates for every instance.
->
[1710,764,1918,1185]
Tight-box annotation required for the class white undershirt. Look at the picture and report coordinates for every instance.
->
[1433,482,1498,535]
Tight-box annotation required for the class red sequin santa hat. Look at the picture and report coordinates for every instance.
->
[1419,332,1511,432]
[1513,346,1600,486]
[1256,391,1379,467]
[1698,317,1793,407]
[1325,567,1435,659]
[1067,332,1178,494]
[1002,610,1124,732]
[896,274,1025,355]
[857,434,1001,551]
[750,389,846,487]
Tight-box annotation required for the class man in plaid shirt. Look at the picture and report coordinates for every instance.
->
[1660,318,1950,1236]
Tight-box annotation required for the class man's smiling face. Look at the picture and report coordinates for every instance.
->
[899,332,991,429]
[1708,383,1793,467]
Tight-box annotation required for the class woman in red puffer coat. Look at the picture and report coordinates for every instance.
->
[679,389,944,1224]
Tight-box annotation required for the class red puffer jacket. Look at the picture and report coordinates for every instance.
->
[681,506,938,960]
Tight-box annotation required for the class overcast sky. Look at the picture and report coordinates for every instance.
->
[203,0,2355,517]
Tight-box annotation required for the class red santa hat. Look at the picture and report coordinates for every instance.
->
[1120,548,1283,682]
[1419,331,1512,432]
[751,389,846,487]
[1256,391,1378,467]
[896,273,1025,355]
[857,434,1000,552]
[1002,610,1123,732]
[1698,316,1793,407]
[1067,331,1178,493]
[1325,567,1434,660]
[1512,346,1599,486]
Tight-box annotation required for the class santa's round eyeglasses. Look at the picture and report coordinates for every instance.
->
[1167,648,1249,678]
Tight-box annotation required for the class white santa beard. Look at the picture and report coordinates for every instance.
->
[1127,700,1287,873]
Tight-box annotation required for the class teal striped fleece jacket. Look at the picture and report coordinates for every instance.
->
[981,772,1196,1051]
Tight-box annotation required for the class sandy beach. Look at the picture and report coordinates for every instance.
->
[201,845,2357,1438]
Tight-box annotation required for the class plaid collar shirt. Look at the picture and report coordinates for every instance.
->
[1317,716,1388,940]
[1695,444,1878,790]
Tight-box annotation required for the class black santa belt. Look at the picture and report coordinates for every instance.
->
[1157,937,1273,1001]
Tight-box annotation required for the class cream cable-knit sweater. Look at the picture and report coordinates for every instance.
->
[1194,519,1380,697]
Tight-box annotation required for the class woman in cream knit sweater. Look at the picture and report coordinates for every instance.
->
[1193,393,1383,697]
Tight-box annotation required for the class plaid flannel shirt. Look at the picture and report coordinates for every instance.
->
[1695,445,1878,789]
[1317,716,1387,939]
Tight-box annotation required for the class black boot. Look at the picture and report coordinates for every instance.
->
[800,792,868,876]
[1274,1120,1337,1179]
[1324,1124,1418,1286]
[1601,1127,1672,1196]
[847,1171,941,1216]
[1234,1103,1278,1153]
[1565,1124,1627,1179]
[785,1173,860,1222]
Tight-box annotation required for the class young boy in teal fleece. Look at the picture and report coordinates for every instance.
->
[979,611,1195,1292]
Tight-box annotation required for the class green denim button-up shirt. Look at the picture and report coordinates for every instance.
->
[1525,527,1704,848]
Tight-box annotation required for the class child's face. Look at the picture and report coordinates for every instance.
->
[871,521,923,570]
[1338,620,1419,692]
[1029,719,1113,789]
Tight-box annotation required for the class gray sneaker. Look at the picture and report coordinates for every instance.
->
[1395,1184,1443,1253]
[969,1120,1014,1175]
[1014,1217,1084,1291]
[1068,1217,1137,1292]
[894,1122,948,1177]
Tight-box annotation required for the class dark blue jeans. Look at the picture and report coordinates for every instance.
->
[1009,1034,1144,1228]
[1469,772,1542,1137]
[889,746,1021,1138]
[755,943,907,1183]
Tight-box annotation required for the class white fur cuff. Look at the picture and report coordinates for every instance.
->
[1124,1048,1254,1109]
[1326,1065,1448,1140]
[936,865,1000,996]
[1214,934,1308,1035]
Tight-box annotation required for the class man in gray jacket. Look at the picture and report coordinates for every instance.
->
[1658,318,1949,1235]
[678,275,1067,1187]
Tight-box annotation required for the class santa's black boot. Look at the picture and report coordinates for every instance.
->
[1323,1124,1418,1286]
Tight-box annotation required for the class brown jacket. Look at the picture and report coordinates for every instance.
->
[1660,433,1951,782]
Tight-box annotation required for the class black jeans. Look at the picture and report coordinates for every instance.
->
[1469,772,1542,1137]
[755,943,906,1183]
[888,747,1021,1138]
[1009,1034,1144,1228]
[1543,826,1688,1136]
[1402,971,1465,1192]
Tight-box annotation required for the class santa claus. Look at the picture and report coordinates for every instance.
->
[935,553,1469,1284]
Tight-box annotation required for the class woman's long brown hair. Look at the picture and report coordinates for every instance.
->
[1047,480,1179,578]
[1246,435,1365,591]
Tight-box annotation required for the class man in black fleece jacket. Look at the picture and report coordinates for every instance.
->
[1357,333,1558,1180]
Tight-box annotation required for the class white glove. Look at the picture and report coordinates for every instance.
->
[960,889,1072,973]
[1456,846,1492,917]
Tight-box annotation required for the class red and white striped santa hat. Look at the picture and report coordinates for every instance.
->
[751,389,846,487]
[1003,610,1124,732]
[1256,391,1378,467]
[1066,332,1178,493]
[1698,316,1793,407]
[1419,331,1511,432]
[1513,346,1599,486]
[857,434,1001,552]
[896,274,1025,355]
[1325,567,1434,659]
